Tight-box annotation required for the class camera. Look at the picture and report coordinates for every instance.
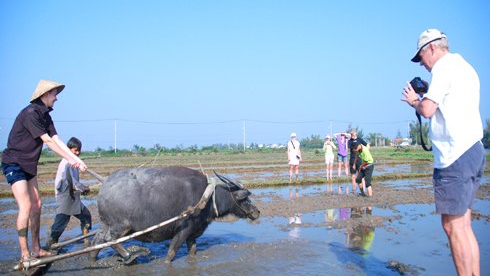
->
[410,77,428,95]
[296,155,301,160]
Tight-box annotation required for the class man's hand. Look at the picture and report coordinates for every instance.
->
[401,81,420,107]
[68,157,87,171]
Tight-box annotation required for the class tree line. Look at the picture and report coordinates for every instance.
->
[408,119,490,149]
[36,120,490,157]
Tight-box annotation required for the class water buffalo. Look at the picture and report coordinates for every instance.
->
[89,166,260,263]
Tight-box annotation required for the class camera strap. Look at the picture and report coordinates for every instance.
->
[416,111,432,151]
[290,140,295,149]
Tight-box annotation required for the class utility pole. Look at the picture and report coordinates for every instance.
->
[407,121,410,139]
[114,119,117,153]
[242,119,246,151]
[330,120,332,138]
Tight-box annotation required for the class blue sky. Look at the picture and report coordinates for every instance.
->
[1,1,489,150]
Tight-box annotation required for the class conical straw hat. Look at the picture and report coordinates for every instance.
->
[30,80,65,102]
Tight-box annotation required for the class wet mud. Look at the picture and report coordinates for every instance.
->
[0,174,489,275]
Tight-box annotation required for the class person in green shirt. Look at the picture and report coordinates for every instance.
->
[353,143,374,197]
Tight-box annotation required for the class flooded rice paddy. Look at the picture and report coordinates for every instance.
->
[220,161,434,183]
[0,165,488,275]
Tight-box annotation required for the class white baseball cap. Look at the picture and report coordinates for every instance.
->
[411,29,447,62]
[290,132,297,137]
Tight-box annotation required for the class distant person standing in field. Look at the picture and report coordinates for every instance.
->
[402,29,485,276]
[287,132,302,183]
[333,132,349,177]
[348,129,368,195]
[322,135,337,180]
[1,80,87,266]
[46,137,92,249]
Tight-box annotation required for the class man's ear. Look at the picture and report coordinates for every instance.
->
[429,43,437,55]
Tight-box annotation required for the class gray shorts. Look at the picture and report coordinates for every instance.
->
[338,154,347,163]
[433,142,486,215]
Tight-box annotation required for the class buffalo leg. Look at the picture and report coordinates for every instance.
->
[165,233,188,263]
[186,225,206,258]
[186,238,197,256]
[88,229,107,261]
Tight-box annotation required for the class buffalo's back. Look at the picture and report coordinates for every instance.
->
[97,166,208,233]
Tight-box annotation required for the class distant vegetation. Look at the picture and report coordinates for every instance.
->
[6,121,490,161]
[483,119,490,148]
[33,119,488,159]
[36,142,438,160]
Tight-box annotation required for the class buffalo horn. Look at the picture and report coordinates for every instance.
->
[213,171,244,189]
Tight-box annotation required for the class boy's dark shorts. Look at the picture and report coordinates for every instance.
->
[433,142,486,215]
[349,158,362,174]
[356,164,374,188]
[1,163,35,185]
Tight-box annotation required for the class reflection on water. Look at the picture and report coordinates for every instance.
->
[288,214,302,226]
[347,207,375,256]
[325,206,375,257]
[326,182,335,195]
[325,209,337,222]
[288,187,302,224]
[287,186,302,239]
[325,182,361,197]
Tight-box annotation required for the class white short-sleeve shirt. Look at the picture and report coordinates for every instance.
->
[424,53,483,168]
[288,140,301,165]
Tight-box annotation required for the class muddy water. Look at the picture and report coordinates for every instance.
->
[0,178,489,275]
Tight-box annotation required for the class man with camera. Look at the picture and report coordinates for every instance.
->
[402,29,485,276]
